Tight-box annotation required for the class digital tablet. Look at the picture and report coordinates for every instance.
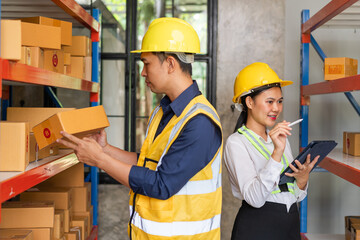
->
[279,140,337,185]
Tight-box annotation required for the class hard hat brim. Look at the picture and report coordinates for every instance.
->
[130,49,202,54]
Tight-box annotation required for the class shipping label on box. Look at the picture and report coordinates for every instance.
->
[21,22,61,49]
[44,49,64,73]
[325,57,358,81]
[1,20,21,60]
[0,122,30,171]
[32,105,110,149]
[343,132,360,156]
[0,201,55,229]
[0,229,33,240]
[20,16,72,46]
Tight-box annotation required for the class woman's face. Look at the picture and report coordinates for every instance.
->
[247,87,283,127]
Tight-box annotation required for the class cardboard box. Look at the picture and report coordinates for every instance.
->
[67,56,92,80]
[0,122,30,171]
[20,187,72,210]
[43,49,64,73]
[64,231,79,240]
[63,36,91,57]
[29,133,59,162]
[21,22,61,49]
[17,228,53,240]
[0,229,33,240]
[343,132,360,156]
[324,57,358,81]
[0,201,54,228]
[64,208,72,233]
[71,182,91,212]
[74,205,93,236]
[55,210,65,239]
[71,216,88,240]
[32,105,109,149]
[345,216,360,240]
[20,47,44,68]
[20,16,72,46]
[1,20,21,60]
[37,163,85,188]
[64,53,71,66]
[7,107,75,132]
[352,224,360,240]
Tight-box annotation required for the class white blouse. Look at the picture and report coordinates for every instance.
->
[224,129,308,212]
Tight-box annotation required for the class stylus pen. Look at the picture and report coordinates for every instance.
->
[288,118,303,127]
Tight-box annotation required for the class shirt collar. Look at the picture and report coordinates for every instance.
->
[248,128,272,144]
[160,80,201,117]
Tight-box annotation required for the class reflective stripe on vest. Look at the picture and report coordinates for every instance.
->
[238,125,295,194]
[130,206,221,236]
[130,97,222,239]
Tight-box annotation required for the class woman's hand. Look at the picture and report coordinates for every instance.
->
[269,120,292,162]
[285,154,320,190]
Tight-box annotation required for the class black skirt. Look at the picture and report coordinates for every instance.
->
[231,201,301,240]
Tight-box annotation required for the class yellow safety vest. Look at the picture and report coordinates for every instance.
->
[128,95,223,240]
[238,125,295,194]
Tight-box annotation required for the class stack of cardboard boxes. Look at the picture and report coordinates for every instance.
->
[0,16,92,80]
[0,163,93,240]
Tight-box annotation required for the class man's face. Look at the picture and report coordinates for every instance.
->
[140,52,169,94]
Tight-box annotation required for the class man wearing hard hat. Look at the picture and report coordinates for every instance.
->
[58,17,223,239]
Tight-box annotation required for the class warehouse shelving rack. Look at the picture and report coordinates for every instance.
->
[0,1,101,239]
[300,0,360,239]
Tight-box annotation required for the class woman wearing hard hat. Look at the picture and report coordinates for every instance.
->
[224,62,318,240]
[58,18,222,240]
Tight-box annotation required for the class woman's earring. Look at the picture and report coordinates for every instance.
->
[234,103,243,112]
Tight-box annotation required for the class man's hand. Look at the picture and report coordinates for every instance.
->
[57,131,105,167]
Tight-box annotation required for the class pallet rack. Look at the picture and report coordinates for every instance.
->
[0,1,101,239]
[300,0,360,239]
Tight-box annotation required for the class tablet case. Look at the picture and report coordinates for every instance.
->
[279,140,337,185]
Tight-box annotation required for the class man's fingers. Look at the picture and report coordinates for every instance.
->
[56,138,78,149]
[60,131,81,144]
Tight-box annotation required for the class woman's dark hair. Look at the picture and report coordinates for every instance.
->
[233,83,282,132]
[154,52,192,76]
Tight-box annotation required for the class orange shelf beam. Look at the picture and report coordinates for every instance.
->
[302,76,360,96]
[0,152,79,203]
[1,59,99,93]
[302,0,358,34]
[51,0,99,33]
[319,157,360,187]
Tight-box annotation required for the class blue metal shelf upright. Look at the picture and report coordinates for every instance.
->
[300,0,360,238]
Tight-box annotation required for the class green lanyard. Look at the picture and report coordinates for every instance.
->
[238,125,295,194]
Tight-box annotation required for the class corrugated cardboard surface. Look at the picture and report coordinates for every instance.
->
[74,205,93,236]
[32,105,109,149]
[324,57,358,80]
[0,229,33,240]
[343,132,360,156]
[64,231,79,240]
[55,210,65,239]
[21,22,61,49]
[20,47,44,68]
[0,201,54,228]
[0,122,29,171]
[29,133,59,162]
[71,216,88,240]
[44,49,64,73]
[7,107,75,132]
[71,182,91,213]
[20,187,72,210]
[63,36,91,56]
[1,20,21,60]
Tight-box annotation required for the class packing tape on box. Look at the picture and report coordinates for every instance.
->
[70,227,81,240]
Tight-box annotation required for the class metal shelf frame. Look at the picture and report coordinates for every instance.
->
[0,1,101,237]
[300,0,360,237]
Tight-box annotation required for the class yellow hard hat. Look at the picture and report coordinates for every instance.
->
[131,17,200,54]
[232,62,293,103]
